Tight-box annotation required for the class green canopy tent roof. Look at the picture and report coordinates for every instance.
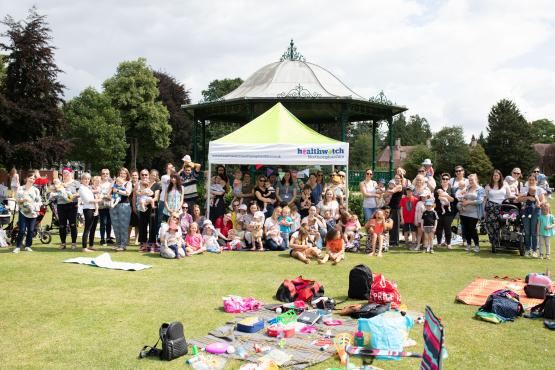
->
[209,103,349,165]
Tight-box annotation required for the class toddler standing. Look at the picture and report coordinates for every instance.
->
[278,206,293,247]
[421,199,439,253]
[538,203,554,259]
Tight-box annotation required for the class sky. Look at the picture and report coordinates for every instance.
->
[1,0,554,140]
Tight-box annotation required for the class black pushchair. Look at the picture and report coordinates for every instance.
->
[493,203,525,256]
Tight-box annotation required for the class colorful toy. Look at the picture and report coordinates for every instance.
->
[205,342,228,354]
[334,332,353,365]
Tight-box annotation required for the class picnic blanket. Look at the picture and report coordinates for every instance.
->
[63,253,152,271]
[456,277,552,309]
[189,308,423,369]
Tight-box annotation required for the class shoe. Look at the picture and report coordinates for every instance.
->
[525,251,531,257]
[474,246,480,253]
[540,254,544,259]
[59,244,66,250]
[82,248,94,253]
[71,243,77,250]
[12,247,20,253]
[447,244,453,250]
[115,247,126,252]
[532,251,538,258]
[107,239,115,245]
[409,246,419,251]
[430,249,434,254]
[547,255,551,260]
[25,247,33,252]
[465,245,471,252]
[426,247,431,253]
[100,240,106,246]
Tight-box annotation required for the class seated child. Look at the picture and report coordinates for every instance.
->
[321,228,345,265]
[289,204,301,233]
[340,210,361,252]
[364,210,386,257]
[180,205,193,235]
[203,222,223,253]
[225,228,245,250]
[323,209,336,232]
[185,222,206,255]
[160,216,185,259]
[436,188,451,214]
[249,211,265,251]
[299,185,313,219]
[289,226,324,264]
[111,177,126,208]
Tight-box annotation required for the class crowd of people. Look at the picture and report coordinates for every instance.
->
[3,156,554,261]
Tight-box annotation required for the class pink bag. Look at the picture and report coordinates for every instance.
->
[528,273,553,292]
[223,296,262,313]
[370,274,402,309]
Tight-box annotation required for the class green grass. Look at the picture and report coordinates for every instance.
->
[1,202,554,369]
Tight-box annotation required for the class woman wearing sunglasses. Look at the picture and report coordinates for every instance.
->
[360,169,379,222]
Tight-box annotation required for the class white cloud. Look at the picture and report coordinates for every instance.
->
[1,0,554,139]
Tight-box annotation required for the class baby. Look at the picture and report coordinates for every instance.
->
[225,229,244,250]
[436,188,451,214]
[537,174,553,199]
[455,181,466,211]
[504,176,519,200]
[522,187,540,219]
[262,182,276,214]
[342,211,361,251]
[250,211,265,251]
[51,178,71,202]
[232,169,243,203]
[136,188,155,213]
[210,176,225,208]
[111,177,126,208]
[237,204,248,229]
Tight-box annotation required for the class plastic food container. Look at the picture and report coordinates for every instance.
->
[267,324,295,338]
[236,317,265,333]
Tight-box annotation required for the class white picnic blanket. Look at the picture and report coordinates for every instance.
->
[63,252,152,271]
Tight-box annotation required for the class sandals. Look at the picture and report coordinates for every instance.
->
[59,244,66,250]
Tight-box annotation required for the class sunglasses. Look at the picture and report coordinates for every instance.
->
[533,170,540,173]
[366,172,373,175]
[455,169,463,173]
[512,172,521,175]
[141,174,149,177]
[442,178,449,180]
[418,170,425,173]
[317,174,323,177]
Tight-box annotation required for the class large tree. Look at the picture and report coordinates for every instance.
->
[431,126,470,175]
[103,58,171,169]
[151,71,192,169]
[64,87,127,172]
[465,144,493,181]
[349,133,374,169]
[403,145,436,179]
[0,8,71,167]
[530,118,555,144]
[392,114,432,146]
[485,99,537,175]
[201,78,244,144]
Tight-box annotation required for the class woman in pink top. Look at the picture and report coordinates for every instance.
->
[185,222,206,255]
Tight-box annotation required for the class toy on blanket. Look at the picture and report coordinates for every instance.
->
[334,332,353,365]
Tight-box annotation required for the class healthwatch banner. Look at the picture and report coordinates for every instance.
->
[209,143,349,165]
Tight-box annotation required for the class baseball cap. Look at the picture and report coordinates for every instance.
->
[182,154,192,162]
[406,185,415,191]
[425,199,434,206]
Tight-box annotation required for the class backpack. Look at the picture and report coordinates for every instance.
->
[275,276,324,303]
[479,289,524,321]
[531,294,555,320]
[348,264,373,300]
[139,322,188,361]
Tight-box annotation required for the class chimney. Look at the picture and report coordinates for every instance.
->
[470,135,477,148]
[426,138,431,149]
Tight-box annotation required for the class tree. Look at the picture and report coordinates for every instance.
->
[103,58,171,169]
[465,144,494,181]
[477,131,487,148]
[0,8,71,167]
[0,54,6,86]
[150,71,192,169]
[403,145,436,179]
[392,113,432,146]
[485,99,538,175]
[201,78,243,102]
[64,87,127,172]
[530,119,555,144]
[349,133,373,169]
[431,126,470,175]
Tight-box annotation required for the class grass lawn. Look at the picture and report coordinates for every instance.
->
[1,200,554,369]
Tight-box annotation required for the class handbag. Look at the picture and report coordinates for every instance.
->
[370,274,401,309]
[223,296,262,313]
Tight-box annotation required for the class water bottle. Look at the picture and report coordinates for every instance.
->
[354,331,364,347]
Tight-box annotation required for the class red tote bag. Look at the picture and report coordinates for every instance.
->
[370,274,401,309]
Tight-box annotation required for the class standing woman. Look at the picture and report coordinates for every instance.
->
[518,174,545,257]
[360,169,379,222]
[9,167,20,196]
[434,173,455,248]
[191,204,206,232]
[484,170,511,251]
[277,170,297,208]
[164,173,184,220]
[78,173,101,252]
[149,169,162,247]
[386,175,404,247]
[57,168,80,249]
[98,169,114,246]
[459,174,485,253]
[136,169,154,252]
[13,173,41,253]
[110,167,132,251]
[128,170,140,245]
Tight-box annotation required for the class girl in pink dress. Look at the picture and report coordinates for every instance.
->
[185,222,206,255]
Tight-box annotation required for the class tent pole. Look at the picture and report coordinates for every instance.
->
[206,163,212,220]
[345,166,349,212]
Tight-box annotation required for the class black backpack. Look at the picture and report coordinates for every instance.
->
[531,294,555,320]
[480,289,524,320]
[139,321,188,361]
[348,264,373,300]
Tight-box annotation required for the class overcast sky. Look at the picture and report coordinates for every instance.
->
[2,0,554,139]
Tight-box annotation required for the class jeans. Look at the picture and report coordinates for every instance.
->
[523,208,540,252]
[363,207,378,223]
[98,208,112,242]
[265,238,288,251]
[82,209,98,248]
[57,202,78,244]
[16,212,36,248]
[109,202,131,247]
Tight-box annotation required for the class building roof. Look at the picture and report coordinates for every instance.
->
[533,143,555,157]
[377,145,417,165]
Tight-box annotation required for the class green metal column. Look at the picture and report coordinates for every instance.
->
[372,120,377,171]
[340,106,348,142]
[192,113,197,162]
[201,119,206,168]
[388,116,394,179]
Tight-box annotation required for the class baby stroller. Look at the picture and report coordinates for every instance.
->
[493,203,525,256]
[2,199,52,245]
[0,202,13,247]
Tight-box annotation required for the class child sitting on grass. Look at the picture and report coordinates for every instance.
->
[289,226,324,264]
[203,222,223,253]
[185,222,206,255]
[160,215,185,259]
[340,210,361,252]
[364,210,385,257]
[321,228,344,265]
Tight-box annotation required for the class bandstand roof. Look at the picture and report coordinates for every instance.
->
[183,40,407,124]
